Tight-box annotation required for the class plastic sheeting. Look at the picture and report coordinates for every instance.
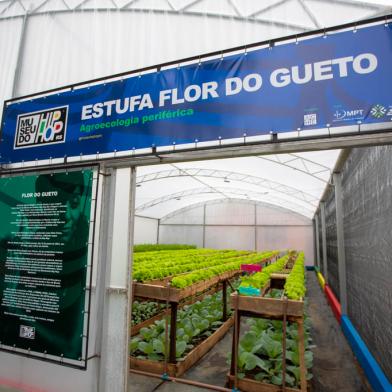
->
[331,146,392,381]
[325,188,339,300]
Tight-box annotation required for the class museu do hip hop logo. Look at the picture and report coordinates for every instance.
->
[14,106,68,149]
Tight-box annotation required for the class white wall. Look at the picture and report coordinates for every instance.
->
[159,199,315,263]
[134,216,159,244]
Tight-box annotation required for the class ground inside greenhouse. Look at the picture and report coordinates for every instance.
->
[129,271,372,392]
[0,272,372,392]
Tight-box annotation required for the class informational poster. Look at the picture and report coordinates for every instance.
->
[0,22,392,163]
[0,170,93,366]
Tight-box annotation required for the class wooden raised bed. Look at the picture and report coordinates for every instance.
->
[131,253,278,368]
[227,374,300,392]
[131,283,221,336]
[130,316,234,377]
[229,289,307,392]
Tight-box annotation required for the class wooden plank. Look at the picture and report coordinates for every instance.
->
[130,317,234,377]
[129,357,177,376]
[297,318,307,392]
[176,317,234,376]
[230,294,303,318]
[133,270,240,303]
[227,374,300,392]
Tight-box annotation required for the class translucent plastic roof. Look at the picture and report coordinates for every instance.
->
[0,0,388,218]
[135,150,341,219]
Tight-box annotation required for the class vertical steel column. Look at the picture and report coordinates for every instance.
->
[315,214,320,269]
[202,204,206,248]
[156,218,160,244]
[320,202,328,283]
[11,12,29,98]
[333,173,347,314]
[98,167,136,392]
[254,203,257,251]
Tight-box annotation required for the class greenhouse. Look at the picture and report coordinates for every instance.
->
[0,1,391,392]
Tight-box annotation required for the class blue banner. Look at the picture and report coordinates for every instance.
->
[1,23,392,163]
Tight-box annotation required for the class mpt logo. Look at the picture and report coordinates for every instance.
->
[14,106,68,149]
[333,109,364,122]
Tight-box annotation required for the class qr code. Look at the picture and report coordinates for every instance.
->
[304,113,317,126]
[20,325,35,340]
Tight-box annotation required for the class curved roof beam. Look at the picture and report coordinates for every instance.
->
[0,2,311,30]
[135,186,314,217]
[256,154,331,183]
[160,197,311,221]
[136,168,319,206]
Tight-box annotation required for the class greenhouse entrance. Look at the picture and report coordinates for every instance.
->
[127,144,390,392]
[0,10,391,392]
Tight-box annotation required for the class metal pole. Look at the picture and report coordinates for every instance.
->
[320,202,328,283]
[202,204,206,248]
[315,214,320,269]
[254,203,257,251]
[333,173,348,314]
[156,218,160,244]
[126,167,137,388]
[11,12,29,98]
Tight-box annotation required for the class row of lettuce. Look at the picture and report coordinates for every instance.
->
[133,248,279,288]
[239,252,306,300]
[130,248,310,388]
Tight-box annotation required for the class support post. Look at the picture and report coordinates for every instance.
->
[333,173,347,314]
[230,310,241,376]
[11,12,29,98]
[297,318,307,392]
[169,302,178,363]
[254,202,257,251]
[320,202,328,282]
[98,167,136,392]
[202,204,206,248]
[315,214,321,269]
[156,218,160,244]
[222,280,227,321]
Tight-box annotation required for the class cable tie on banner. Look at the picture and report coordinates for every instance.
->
[269,40,273,50]
[244,46,247,56]
[198,57,202,66]
[295,35,299,45]
[353,23,357,33]
[326,123,331,136]
[385,16,389,27]
[220,52,224,61]
[323,28,327,38]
